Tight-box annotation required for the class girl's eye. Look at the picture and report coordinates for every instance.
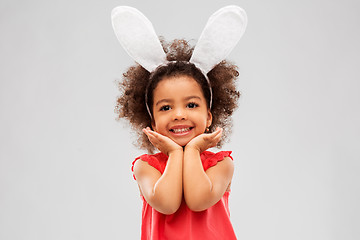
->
[160,105,171,111]
[187,102,198,109]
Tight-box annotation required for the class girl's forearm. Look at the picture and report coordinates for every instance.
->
[183,147,214,211]
[150,149,183,214]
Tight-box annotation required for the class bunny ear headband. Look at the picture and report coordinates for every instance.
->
[111,5,247,117]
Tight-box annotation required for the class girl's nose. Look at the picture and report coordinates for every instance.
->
[173,108,187,120]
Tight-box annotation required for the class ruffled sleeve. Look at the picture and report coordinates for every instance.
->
[131,153,168,180]
[131,151,232,180]
[200,151,233,171]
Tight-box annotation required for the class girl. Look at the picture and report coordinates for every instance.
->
[112,6,247,239]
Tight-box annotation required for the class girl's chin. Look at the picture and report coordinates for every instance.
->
[169,132,203,147]
[174,139,191,147]
[170,137,192,147]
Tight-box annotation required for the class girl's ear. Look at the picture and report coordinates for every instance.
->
[151,119,156,131]
[206,110,213,128]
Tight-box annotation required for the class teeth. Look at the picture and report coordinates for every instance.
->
[172,127,190,133]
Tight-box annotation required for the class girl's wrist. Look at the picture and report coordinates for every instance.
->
[184,144,201,153]
[168,148,184,157]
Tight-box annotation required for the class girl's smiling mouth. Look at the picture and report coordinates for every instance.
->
[169,126,194,135]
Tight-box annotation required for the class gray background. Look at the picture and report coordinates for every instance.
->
[1,0,359,239]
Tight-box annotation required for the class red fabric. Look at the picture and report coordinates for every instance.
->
[132,151,237,240]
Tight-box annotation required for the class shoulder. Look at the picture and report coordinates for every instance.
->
[201,151,233,171]
[205,156,234,175]
[132,153,168,179]
[133,158,161,181]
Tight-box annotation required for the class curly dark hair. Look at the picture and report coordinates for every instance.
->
[115,38,240,153]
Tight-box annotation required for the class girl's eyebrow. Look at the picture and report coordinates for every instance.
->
[155,96,201,106]
[155,99,172,106]
[185,96,201,101]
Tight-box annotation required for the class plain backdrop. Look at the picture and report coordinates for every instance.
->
[1,0,359,239]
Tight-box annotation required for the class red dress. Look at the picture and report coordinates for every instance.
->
[132,151,237,240]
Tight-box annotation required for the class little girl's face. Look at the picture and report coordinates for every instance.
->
[151,75,212,147]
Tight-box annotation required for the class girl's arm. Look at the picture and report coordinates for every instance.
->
[183,128,234,212]
[133,128,183,215]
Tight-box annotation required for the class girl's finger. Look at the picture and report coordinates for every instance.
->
[142,128,150,137]
[210,128,222,145]
[208,127,222,140]
[214,127,223,137]
[144,128,159,138]
[143,129,158,143]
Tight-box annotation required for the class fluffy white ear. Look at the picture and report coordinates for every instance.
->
[111,6,167,72]
[190,5,248,73]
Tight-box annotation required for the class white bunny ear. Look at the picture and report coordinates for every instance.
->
[111,6,167,72]
[190,5,248,73]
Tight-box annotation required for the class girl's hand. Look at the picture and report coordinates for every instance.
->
[143,127,183,155]
[185,127,223,153]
